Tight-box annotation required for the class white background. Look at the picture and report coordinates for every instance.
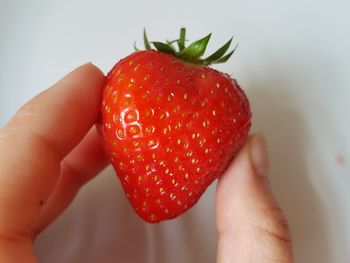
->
[1,0,350,262]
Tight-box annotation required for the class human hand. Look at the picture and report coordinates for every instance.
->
[216,134,294,262]
[0,64,293,262]
[0,64,108,262]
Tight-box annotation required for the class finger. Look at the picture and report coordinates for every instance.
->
[4,63,105,158]
[0,63,105,238]
[33,127,108,235]
[216,134,293,263]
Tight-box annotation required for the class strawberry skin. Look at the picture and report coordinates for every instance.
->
[101,49,251,223]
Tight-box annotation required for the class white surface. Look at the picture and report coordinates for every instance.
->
[1,0,350,262]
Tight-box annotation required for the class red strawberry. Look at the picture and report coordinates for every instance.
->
[100,29,251,223]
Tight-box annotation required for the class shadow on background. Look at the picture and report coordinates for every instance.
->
[150,181,217,263]
[35,168,149,263]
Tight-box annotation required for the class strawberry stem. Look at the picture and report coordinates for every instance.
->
[134,28,236,65]
[178,28,186,52]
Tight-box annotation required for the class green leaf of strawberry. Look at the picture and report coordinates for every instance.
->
[101,29,251,223]
[178,33,211,62]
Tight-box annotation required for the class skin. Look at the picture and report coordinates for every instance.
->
[0,63,293,262]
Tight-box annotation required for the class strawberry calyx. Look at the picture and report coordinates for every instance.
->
[134,28,237,65]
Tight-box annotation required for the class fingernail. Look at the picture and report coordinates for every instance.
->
[250,133,269,177]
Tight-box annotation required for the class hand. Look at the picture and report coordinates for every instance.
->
[0,64,293,262]
[0,64,108,262]
[216,134,294,262]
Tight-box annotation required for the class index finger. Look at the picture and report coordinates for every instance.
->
[4,63,105,159]
[0,63,105,237]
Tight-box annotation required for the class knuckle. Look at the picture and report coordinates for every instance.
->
[254,205,292,243]
[249,205,294,262]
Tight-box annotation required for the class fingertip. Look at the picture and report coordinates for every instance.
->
[250,133,269,178]
[217,134,256,191]
[216,133,271,227]
[216,134,255,231]
[59,62,105,90]
[79,62,105,78]
[217,133,269,191]
[216,132,275,237]
[5,62,107,159]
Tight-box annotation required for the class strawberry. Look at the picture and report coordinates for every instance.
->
[100,29,251,223]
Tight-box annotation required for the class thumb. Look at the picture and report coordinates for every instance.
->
[216,134,293,263]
